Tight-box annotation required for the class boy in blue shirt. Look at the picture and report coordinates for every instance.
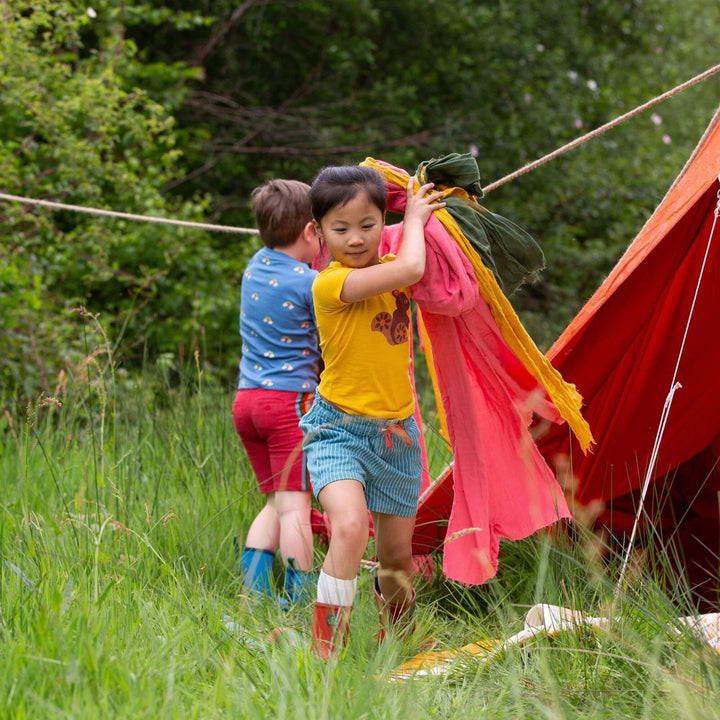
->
[232,179,321,603]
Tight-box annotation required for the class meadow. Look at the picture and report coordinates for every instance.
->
[2,328,719,719]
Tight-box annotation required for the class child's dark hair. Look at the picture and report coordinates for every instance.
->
[310,166,386,223]
[251,179,312,248]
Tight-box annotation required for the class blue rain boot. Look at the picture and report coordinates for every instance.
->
[239,546,275,596]
[284,559,315,606]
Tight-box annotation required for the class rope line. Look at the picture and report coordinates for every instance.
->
[0,63,718,232]
[615,175,720,596]
[0,192,259,235]
[483,63,720,193]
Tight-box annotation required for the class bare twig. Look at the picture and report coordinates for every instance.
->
[192,0,258,66]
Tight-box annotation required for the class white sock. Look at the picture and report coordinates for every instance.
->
[316,570,356,607]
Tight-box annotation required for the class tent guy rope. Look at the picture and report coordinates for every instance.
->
[0,192,260,235]
[483,63,720,193]
[615,174,720,595]
[1,63,718,230]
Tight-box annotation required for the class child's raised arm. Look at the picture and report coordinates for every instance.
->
[340,181,444,303]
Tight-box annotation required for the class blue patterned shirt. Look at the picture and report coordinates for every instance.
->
[238,247,320,391]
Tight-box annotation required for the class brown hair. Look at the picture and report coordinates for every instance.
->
[251,179,312,248]
[310,166,386,223]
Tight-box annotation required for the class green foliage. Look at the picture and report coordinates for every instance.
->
[0,0,255,404]
[128,0,720,352]
[2,0,720,404]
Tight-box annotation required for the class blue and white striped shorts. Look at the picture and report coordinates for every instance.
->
[299,393,422,517]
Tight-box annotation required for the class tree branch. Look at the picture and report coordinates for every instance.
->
[192,0,260,66]
[208,132,436,156]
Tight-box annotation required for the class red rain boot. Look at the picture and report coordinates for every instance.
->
[374,577,416,643]
[311,602,351,660]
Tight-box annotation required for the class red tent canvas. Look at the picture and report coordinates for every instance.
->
[411,465,454,556]
[537,107,720,602]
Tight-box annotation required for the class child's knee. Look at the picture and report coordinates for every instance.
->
[376,544,413,572]
[273,489,311,516]
[330,513,369,549]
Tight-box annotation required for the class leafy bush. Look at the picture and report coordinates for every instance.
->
[0,1,255,406]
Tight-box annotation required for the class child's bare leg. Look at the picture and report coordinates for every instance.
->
[318,480,369,579]
[245,494,280,552]
[310,480,366,658]
[371,512,416,604]
[274,489,313,571]
[239,495,280,595]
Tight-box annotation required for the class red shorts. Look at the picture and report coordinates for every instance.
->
[232,388,314,494]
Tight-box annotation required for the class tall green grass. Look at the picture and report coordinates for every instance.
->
[1,329,719,718]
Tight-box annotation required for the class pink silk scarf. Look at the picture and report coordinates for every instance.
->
[380,169,570,585]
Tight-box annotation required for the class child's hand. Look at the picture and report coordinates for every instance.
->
[404,180,446,227]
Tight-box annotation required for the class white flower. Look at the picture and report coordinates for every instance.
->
[586,79,598,92]
[87,7,97,18]
[651,113,662,125]
[536,43,545,52]
[567,70,578,81]
[574,119,583,129]
[469,143,479,157]
[662,134,672,145]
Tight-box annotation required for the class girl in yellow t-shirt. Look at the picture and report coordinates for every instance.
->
[298,165,444,659]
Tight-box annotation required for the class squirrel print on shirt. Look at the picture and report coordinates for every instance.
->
[371,290,410,346]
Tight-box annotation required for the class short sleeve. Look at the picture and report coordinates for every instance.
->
[312,264,354,312]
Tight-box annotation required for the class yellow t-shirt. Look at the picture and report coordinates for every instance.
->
[313,257,414,419]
